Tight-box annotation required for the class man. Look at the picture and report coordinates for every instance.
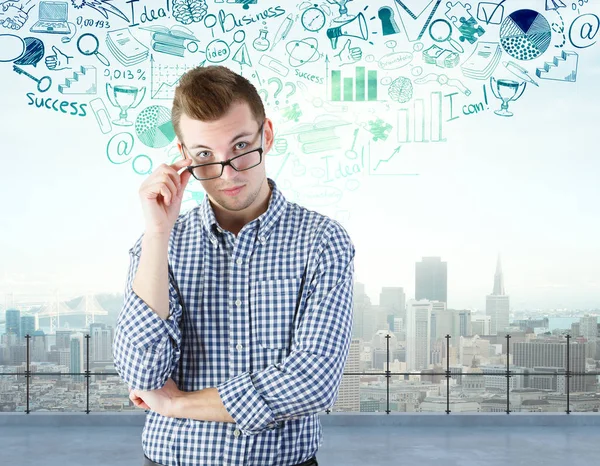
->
[113,65,355,466]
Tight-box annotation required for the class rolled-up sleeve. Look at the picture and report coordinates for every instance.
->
[217,221,355,435]
[112,233,183,391]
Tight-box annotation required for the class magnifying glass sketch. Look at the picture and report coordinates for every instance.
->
[77,33,111,66]
[428,19,464,53]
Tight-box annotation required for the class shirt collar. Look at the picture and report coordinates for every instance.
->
[200,177,286,241]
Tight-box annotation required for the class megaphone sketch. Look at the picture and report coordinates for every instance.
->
[326,12,368,49]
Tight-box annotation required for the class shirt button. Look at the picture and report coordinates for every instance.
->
[236,258,243,265]
[234,429,241,437]
[235,299,241,306]
[236,343,243,351]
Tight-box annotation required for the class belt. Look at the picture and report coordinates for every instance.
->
[143,453,318,466]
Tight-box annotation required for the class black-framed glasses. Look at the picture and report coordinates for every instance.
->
[182,122,264,181]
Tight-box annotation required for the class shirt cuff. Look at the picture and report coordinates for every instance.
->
[217,371,281,435]
[119,289,181,352]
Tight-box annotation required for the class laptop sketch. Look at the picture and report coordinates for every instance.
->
[30,1,70,34]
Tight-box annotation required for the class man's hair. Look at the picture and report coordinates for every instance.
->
[171,65,265,141]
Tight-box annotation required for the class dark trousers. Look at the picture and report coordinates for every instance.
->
[143,453,318,466]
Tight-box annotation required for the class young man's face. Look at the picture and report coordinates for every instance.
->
[177,100,273,219]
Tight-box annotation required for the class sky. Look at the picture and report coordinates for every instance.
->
[1,0,599,313]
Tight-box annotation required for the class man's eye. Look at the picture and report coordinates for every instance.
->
[235,142,248,150]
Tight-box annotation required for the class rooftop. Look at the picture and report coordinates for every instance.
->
[2,413,600,466]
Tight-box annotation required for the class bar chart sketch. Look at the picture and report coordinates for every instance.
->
[330,66,379,102]
[397,91,446,143]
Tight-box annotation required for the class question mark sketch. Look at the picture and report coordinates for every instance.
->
[283,82,296,103]
[268,76,283,105]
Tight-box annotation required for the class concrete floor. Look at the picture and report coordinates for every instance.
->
[1,414,599,465]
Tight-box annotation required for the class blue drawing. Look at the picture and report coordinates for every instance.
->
[30,1,70,34]
[13,64,52,92]
[105,28,149,67]
[1,0,34,30]
[428,18,464,53]
[172,0,208,25]
[393,0,442,42]
[77,32,110,66]
[445,1,486,44]
[476,1,505,25]
[286,37,320,67]
[89,97,112,133]
[489,76,526,117]
[327,12,368,49]
[106,83,146,126]
[13,36,44,66]
[0,33,25,60]
[378,6,400,36]
[535,50,578,82]
[45,45,72,70]
[300,4,326,32]
[70,0,129,23]
[545,0,566,10]
[271,13,293,51]
[59,65,97,94]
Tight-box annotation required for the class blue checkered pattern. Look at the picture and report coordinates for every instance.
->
[113,177,355,466]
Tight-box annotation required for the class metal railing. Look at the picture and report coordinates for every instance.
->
[0,333,596,414]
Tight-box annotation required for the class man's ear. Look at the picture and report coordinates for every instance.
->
[264,118,275,154]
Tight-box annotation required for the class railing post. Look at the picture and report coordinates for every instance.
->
[566,334,571,414]
[385,333,390,414]
[25,333,30,414]
[505,334,511,414]
[85,334,91,414]
[445,334,451,414]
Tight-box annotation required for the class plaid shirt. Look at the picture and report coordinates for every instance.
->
[113,177,355,466]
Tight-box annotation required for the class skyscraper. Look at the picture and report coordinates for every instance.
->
[486,254,510,335]
[5,309,20,338]
[406,299,432,371]
[415,257,447,304]
[20,315,37,340]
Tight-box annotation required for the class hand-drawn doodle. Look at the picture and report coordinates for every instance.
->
[71,0,129,22]
[445,1,486,44]
[45,45,73,70]
[535,50,578,82]
[107,82,146,125]
[499,9,552,60]
[477,1,505,25]
[489,76,526,117]
[172,0,208,25]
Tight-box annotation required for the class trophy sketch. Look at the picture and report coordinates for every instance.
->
[106,83,146,126]
[490,77,526,117]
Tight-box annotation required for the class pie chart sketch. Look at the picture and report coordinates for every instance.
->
[135,105,176,148]
[500,9,551,61]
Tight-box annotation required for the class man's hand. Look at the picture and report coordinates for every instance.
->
[129,378,185,418]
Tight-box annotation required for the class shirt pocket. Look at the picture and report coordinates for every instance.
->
[252,277,302,350]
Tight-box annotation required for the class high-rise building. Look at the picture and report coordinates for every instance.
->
[406,299,432,371]
[55,330,73,350]
[415,257,447,304]
[486,254,510,335]
[70,333,85,383]
[380,287,406,325]
[472,315,491,336]
[352,282,371,340]
[513,339,586,392]
[90,323,114,362]
[333,338,360,411]
[20,315,37,340]
[431,306,472,341]
[5,309,20,338]
[579,315,598,359]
